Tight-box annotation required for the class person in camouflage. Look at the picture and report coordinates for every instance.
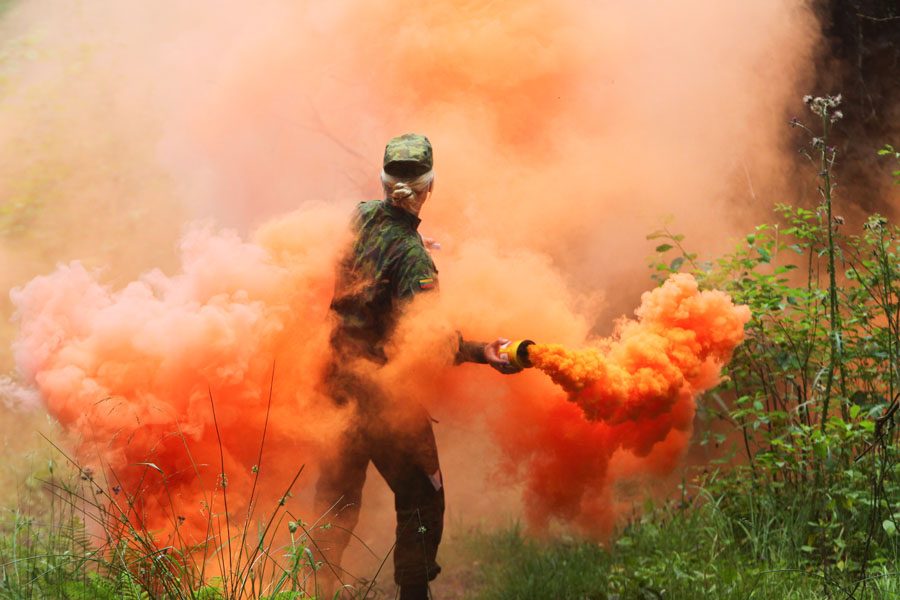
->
[315,133,518,600]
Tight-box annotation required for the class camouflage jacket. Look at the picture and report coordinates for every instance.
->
[330,200,485,364]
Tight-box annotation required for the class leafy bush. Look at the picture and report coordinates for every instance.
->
[648,95,899,594]
[468,500,899,600]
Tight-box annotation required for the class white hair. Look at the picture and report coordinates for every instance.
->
[381,169,435,206]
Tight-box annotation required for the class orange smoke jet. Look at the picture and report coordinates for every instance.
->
[481,274,749,536]
[530,273,749,440]
[386,272,750,537]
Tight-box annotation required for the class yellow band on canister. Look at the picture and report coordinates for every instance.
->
[499,339,536,369]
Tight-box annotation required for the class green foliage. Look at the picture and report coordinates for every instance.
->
[0,413,342,600]
[467,526,609,599]
[0,474,148,600]
[468,506,900,600]
[0,456,344,600]
[878,144,900,185]
[644,97,899,595]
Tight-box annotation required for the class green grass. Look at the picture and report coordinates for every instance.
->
[463,496,899,600]
[3,481,897,599]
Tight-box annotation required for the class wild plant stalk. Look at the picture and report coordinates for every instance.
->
[233,361,276,589]
[42,431,214,598]
[807,95,849,430]
[845,216,900,594]
[207,386,235,597]
[787,96,851,589]
[235,464,306,599]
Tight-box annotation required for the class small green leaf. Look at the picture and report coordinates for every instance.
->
[883,520,896,536]
[849,405,860,419]
[670,257,684,271]
[655,244,673,253]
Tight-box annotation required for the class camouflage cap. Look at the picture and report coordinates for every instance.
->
[383,133,433,178]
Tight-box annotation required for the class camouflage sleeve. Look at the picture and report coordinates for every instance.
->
[350,201,368,229]
[454,333,488,364]
[392,240,486,364]
[392,242,438,300]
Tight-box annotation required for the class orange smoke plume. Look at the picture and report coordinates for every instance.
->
[11,209,350,542]
[530,273,750,427]
[476,274,750,536]
[376,273,749,537]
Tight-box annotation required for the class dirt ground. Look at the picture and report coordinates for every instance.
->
[357,564,481,600]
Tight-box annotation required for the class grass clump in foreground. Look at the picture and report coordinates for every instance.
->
[0,446,366,600]
[0,434,421,600]
[0,390,352,600]
[466,495,898,600]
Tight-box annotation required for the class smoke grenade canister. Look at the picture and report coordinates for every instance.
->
[499,339,535,369]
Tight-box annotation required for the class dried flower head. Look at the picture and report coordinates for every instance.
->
[864,215,888,231]
[806,94,843,117]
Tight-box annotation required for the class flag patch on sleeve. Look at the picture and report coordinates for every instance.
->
[418,277,436,290]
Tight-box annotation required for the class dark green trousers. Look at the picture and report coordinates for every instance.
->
[315,370,444,589]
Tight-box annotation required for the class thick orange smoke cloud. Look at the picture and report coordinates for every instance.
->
[3,0,817,567]
[378,273,748,536]
[530,273,750,427]
[522,274,750,530]
[11,207,351,541]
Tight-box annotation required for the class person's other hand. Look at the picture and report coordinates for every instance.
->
[484,338,523,375]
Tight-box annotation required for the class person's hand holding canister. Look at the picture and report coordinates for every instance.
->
[484,338,523,374]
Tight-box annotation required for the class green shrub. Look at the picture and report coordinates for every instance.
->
[646,95,899,595]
